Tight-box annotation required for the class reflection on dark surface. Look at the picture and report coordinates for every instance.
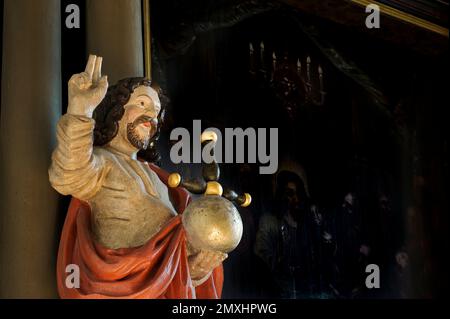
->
[152,5,449,299]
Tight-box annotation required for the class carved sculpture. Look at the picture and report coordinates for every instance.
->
[49,55,250,298]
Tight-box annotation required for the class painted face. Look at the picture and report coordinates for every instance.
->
[344,192,354,206]
[121,85,161,150]
[396,252,409,269]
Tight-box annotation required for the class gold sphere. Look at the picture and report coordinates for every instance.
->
[201,130,218,143]
[168,173,181,188]
[182,196,243,253]
[241,193,252,207]
[205,181,223,196]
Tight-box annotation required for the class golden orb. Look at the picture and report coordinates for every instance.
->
[241,193,252,207]
[205,181,223,196]
[201,130,218,143]
[168,173,181,188]
[182,196,243,253]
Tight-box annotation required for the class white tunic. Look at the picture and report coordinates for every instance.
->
[49,114,177,249]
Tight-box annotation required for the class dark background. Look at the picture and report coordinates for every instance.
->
[149,1,449,298]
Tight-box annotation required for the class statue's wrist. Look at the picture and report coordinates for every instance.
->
[67,103,93,118]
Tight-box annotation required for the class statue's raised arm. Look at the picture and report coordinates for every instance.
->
[48,55,109,200]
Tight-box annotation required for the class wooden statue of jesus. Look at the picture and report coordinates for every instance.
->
[49,55,225,298]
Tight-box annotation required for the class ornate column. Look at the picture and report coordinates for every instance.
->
[0,0,61,297]
[86,0,144,84]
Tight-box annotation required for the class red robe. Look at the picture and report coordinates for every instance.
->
[56,163,223,299]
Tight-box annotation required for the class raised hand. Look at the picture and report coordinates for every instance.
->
[67,54,109,118]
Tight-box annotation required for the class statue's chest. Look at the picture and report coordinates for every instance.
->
[92,157,176,221]
[103,157,160,198]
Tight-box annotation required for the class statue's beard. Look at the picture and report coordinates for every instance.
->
[126,119,153,150]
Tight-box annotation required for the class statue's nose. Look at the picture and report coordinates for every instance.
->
[142,115,158,126]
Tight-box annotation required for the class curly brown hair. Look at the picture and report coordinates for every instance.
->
[92,77,165,163]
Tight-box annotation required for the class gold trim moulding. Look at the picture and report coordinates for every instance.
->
[143,0,152,79]
[350,0,449,37]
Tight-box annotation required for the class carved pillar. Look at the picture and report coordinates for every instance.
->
[0,0,61,297]
[86,0,144,84]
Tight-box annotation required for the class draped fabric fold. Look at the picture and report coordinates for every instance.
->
[56,163,223,299]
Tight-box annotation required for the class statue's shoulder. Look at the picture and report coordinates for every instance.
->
[92,146,117,164]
